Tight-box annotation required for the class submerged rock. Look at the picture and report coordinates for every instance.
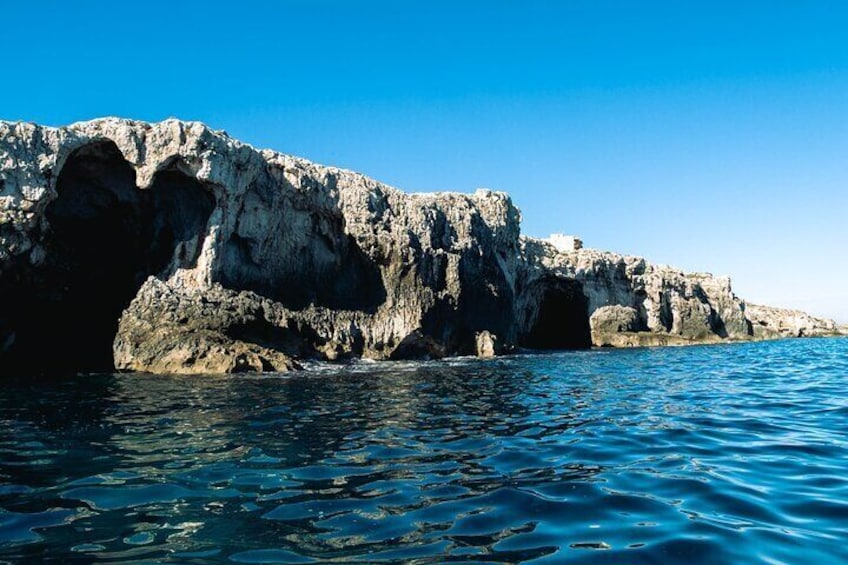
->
[0,118,841,374]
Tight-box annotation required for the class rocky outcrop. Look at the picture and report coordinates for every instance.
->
[745,304,841,339]
[0,118,841,375]
[113,278,301,374]
[518,241,757,347]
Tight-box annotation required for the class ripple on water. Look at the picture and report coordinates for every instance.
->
[0,337,846,563]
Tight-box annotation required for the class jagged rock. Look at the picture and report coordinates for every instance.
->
[520,240,761,346]
[475,331,498,358]
[745,304,841,339]
[590,305,640,346]
[0,118,841,375]
[113,277,301,374]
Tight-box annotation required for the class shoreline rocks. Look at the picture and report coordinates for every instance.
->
[745,303,841,339]
[0,118,842,375]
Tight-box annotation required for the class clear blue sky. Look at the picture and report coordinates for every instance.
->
[3,1,847,321]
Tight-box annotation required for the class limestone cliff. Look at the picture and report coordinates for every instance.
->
[744,304,840,339]
[0,118,840,374]
[518,241,756,347]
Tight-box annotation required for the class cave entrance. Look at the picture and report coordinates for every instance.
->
[521,277,592,350]
[0,141,214,374]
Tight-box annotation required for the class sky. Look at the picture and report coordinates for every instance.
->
[3,1,847,321]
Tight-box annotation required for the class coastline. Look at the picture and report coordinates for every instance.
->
[0,118,842,375]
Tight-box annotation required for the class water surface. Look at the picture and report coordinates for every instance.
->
[1,338,847,563]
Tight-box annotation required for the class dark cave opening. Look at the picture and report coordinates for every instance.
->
[148,169,216,273]
[521,277,592,350]
[0,142,214,374]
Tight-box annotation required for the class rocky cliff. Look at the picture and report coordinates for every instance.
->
[0,118,841,374]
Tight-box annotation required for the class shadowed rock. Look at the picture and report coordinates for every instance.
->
[0,118,841,375]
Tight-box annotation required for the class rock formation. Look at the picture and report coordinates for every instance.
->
[744,303,840,339]
[0,118,841,374]
[520,243,758,347]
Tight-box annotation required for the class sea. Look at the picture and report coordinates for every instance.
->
[1,337,846,563]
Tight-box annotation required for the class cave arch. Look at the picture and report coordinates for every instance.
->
[148,165,216,276]
[0,142,215,374]
[520,276,592,350]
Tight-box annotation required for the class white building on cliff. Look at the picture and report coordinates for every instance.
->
[547,233,583,252]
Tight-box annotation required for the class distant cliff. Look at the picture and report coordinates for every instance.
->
[0,119,841,374]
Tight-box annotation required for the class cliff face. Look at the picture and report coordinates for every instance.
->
[0,118,840,374]
[744,304,839,339]
[519,241,755,347]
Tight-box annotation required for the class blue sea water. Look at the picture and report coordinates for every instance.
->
[1,337,847,563]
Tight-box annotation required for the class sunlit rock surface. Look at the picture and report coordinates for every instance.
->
[0,118,841,374]
[745,303,840,339]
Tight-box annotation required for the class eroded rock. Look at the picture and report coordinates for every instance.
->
[475,331,498,358]
[745,304,840,339]
[113,277,301,374]
[590,305,641,345]
[0,118,841,375]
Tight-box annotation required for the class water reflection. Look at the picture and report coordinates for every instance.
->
[0,338,847,563]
